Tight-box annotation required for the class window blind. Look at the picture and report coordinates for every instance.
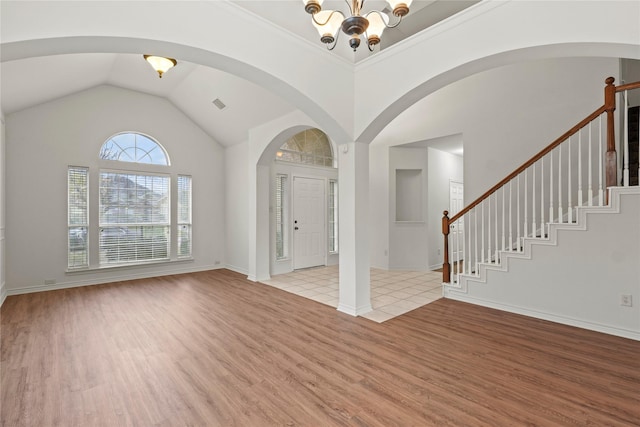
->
[68,167,89,268]
[99,171,170,264]
[177,175,192,258]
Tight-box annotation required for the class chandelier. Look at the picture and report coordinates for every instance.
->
[302,0,413,51]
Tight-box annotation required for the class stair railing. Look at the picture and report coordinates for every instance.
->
[442,77,640,284]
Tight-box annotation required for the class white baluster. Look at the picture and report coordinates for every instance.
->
[509,180,513,251]
[623,90,629,186]
[494,193,499,263]
[502,186,506,252]
[465,213,470,275]
[517,175,521,252]
[488,194,492,264]
[532,162,537,237]
[568,136,573,223]
[558,143,563,222]
[524,168,528,241]
[541,157,545,237]
[474,209,478,276]
[481,201,485,264]
[549,150,554,223]
[578,129,583,207]
[589,122,594,206]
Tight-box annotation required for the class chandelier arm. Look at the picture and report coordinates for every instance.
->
[326,30,341,51]
[344,0,358,15]
[311,10,343,27]
[366,10,404,28]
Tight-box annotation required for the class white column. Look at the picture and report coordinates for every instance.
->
[337,141,372,316]
[0,115,5,303]
[248,163,271,282]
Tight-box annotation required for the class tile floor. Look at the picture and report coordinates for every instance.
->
[259,265,443,323]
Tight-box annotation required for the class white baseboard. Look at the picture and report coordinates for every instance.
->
[445,293,640,342]
[6,264,221,296]
[225,264,248,276]
[0,281,6,307]
[429,263,443,271]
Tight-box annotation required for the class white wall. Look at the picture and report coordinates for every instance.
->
[447,188,640,341]
[376,57,618,197]
[5,85,225,293]
[0,113,5,304]
[388,147,429,270]
[225,141,250,275]
[370,57,619,273]
[355,0,639,142]
[427,147,463,269]
[369,144,390,269]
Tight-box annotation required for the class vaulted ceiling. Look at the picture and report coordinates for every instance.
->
[0,1,478,148]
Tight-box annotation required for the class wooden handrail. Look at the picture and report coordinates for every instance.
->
[616,81,640,92]
[442,77,640,284]
[447,105,606,224]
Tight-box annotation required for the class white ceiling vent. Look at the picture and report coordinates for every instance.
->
[212,98,226,110]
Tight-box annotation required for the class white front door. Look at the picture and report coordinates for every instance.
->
[293,177,326,269]
[449,181,464,267]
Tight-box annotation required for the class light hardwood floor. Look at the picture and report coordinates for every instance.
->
[2,269,639,426]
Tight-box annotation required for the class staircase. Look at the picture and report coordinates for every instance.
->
[441,78,640,341]
[444,186,640,340]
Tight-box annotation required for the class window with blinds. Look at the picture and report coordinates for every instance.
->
[275,174,288,259]
[67,133,192,269]
[68,167,89,268]
[328,179,338,253]
[177,175,192,258]
[99,171,170,264]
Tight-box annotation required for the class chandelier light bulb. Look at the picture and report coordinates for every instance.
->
[312,10,344,45]
[302,0,324,15]
[386,0,413,17]
[143,55,177,78]
[304,0,411,52]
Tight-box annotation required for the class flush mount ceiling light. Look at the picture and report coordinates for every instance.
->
[143,55,177,78]
[303,0,413,52]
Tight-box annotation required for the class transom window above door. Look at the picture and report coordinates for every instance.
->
[275,129,334,168]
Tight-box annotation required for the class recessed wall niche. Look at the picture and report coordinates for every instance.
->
[395,169,423,222]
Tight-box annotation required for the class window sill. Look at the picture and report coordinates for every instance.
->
[66,257,194,274]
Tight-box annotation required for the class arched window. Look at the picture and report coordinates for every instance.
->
[276,129,334,167]
[68,132,191,269]
[99,132,170,165]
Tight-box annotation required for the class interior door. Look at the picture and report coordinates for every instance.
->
[449,180,464,270]
[293,177,326,269]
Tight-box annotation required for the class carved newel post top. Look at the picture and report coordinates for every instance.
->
[443,210,449,217]
[605,76,615,86]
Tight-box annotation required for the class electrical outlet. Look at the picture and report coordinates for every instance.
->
[620,294,633,307]
[438,249,441,255]
[214,260,221,265]
[44,279,56,286]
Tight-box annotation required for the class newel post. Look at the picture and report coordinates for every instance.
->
[442,211,451,283]
[604,76,618,200]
